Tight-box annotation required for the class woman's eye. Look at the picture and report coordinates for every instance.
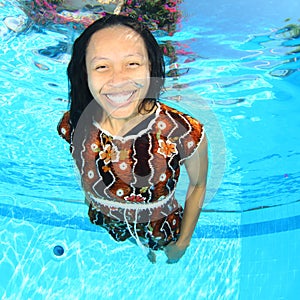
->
[95,65,108,71]
[128,62,140,67]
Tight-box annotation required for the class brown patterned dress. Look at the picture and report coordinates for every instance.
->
[58,101,204,250]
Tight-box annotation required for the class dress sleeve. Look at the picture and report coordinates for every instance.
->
[57,111,73,144]
[178,114,204,161]
[165,106,204,162]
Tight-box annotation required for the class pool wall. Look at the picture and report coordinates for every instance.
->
[240,202,300,299]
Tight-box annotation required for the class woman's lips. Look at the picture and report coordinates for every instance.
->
[104,90,136,107]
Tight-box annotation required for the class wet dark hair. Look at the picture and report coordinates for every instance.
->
[67,14,165,128]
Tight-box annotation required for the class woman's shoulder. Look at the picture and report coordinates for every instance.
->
[157,101,205,159]
[158,101,204,133]
[57,111,72,144]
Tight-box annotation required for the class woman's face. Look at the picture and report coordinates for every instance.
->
[85,25,151,120]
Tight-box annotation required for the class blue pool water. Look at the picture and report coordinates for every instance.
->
[1,0,300,299]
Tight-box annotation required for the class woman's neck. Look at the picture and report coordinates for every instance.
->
[101,103,157,136]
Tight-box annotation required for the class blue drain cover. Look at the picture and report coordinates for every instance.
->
[53,245,65,256]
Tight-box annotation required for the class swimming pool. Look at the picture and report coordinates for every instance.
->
[1,0,300,299]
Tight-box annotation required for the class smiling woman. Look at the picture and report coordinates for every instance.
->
[57,14,208,263]
[85,25,151,126]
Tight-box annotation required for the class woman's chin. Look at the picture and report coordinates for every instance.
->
[106,105,138,120]
[103,99,142,120]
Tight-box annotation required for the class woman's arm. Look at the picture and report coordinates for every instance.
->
[164,133,208,263]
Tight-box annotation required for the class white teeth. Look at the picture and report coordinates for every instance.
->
[106,92,134,104]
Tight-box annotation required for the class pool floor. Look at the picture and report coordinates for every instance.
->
[1,200,300,299]
[0,209,240,299]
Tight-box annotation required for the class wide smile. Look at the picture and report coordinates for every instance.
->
[104,90,137,107]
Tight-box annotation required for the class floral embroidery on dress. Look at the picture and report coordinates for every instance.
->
[91,143,100,152]
[99,143,120,164]
[157,139,178,157]
[116,189,124,197]
[61,127,67,135]
[88,170,94,179]
[119,162,128,170]
[124,193,146,203]
[187,140,194,149]
[102,165,111,173]
[157,121,167,130]
[119,149,129,160]
[140,186,149,193]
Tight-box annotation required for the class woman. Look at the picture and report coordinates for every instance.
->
[58,14,208,263]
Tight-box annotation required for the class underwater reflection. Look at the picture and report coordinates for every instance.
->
[239,19,300,77]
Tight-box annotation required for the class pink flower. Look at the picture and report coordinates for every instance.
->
[176,49,194,55]
[35,0,42,6]
[164,4,177,13]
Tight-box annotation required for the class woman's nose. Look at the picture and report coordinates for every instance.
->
[109,67,127,85]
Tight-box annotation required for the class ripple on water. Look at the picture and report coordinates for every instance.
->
[0,2,299,213]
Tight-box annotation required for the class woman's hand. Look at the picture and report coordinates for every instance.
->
[164,241,188,264]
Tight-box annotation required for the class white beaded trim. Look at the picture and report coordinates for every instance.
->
[89,190,175,210]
